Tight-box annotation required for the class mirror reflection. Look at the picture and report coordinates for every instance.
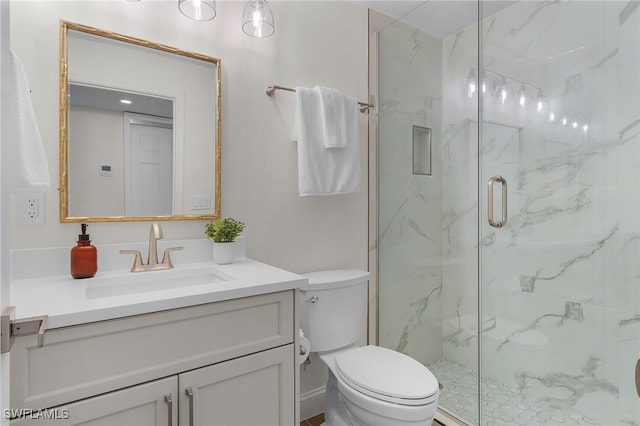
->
[60,21,221,222]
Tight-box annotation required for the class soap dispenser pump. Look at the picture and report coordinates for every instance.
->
[70,223,97,279]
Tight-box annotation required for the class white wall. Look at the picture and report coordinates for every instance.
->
[68,106,125,217]
[9,0,369,420]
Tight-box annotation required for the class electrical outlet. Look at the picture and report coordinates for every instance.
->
[18,192,46,225]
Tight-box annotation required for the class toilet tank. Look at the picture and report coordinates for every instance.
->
[300,269,370,352]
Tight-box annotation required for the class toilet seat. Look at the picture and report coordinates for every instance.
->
[335,345,439,406]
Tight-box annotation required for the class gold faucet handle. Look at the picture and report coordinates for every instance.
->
[161,246,183,268]
[120,249,144,272]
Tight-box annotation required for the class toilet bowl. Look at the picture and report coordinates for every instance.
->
[301,270,439,426]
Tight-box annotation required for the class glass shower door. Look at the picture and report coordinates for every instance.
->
[479,1,640,425]
[376,1,639,425]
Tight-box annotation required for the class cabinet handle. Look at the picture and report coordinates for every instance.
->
[185,387,194,426]
[164,394,173,426]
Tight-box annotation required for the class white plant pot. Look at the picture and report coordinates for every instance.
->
[213,242,234,264]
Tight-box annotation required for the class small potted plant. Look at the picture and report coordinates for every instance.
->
[205,217,245,264]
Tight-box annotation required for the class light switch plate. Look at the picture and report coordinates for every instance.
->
[191,195,211,211]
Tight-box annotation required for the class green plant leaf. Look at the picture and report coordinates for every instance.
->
[204,218,246,243]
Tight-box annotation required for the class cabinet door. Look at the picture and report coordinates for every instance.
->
[179,345,294,426]
[12,376,177,426]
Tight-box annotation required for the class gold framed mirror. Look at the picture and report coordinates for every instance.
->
[59,20,221,222]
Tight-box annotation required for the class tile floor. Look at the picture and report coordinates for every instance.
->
[428,357,599,425]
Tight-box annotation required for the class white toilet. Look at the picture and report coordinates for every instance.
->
[300,269,439,426]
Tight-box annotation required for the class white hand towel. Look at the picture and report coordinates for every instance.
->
[293,86,360,197]
[317,86,357,149]
[7,51,50,193]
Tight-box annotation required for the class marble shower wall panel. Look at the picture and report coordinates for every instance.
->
[377,19,444,364]
[485,292,622,398]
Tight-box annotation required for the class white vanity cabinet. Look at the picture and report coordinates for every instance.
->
[10,290,297,426]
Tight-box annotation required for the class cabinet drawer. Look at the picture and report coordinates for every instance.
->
[11,291,294,410]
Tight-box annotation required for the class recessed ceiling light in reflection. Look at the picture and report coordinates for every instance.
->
[120,99,132,105]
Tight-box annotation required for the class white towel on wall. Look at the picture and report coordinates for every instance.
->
[317,86,357,149]
[292,86,360,197]
[6,50,50,193]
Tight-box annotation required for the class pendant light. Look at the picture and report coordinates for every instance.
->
[178,0,216,21]
[242,0,275,38]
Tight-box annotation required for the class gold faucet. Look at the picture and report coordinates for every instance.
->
[120,223,183,272]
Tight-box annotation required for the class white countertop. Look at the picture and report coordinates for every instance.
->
[10,258,307,329]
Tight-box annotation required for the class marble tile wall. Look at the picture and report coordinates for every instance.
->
[378,1,640,425]
[377,19,445,364]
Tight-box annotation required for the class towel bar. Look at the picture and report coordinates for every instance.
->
[266,85,374,113]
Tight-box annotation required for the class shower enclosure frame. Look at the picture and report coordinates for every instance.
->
[370,1,640,425]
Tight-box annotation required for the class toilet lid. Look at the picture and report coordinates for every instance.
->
[335,346,439,406]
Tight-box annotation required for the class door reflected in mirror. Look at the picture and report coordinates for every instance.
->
[60,21,221,222]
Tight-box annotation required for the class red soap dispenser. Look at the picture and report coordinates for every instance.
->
[70,223,97,279]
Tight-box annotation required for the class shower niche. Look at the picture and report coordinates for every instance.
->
[412,125,432,176]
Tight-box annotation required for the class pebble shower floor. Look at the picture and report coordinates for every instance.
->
[428,358,599,426]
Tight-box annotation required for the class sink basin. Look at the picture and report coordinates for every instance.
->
[85,265,232,299]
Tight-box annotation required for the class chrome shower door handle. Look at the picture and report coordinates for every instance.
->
[488,176,508,228]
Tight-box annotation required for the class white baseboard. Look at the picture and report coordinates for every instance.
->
[300,386,326,421]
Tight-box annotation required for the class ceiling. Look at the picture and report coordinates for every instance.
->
[69,84,173,119]
[355,0,519,38]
